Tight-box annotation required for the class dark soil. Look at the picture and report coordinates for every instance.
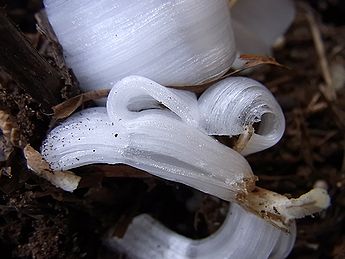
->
[0,0,344,258]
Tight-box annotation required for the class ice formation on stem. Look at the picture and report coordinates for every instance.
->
[43,0,236,91]
[38,1,324,257]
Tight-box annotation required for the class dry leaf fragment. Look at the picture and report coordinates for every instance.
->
[239,54,286,69]
[0,110,25,148]
[166,54,287,94]
[24,144,81,192]
[52,89,110,120]
[177,54,288,93]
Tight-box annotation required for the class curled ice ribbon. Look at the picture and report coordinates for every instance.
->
[198,77,285,155]
[109,203,296,259]
[42,75,285,200]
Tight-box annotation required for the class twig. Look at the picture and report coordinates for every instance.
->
[305,9,336,101]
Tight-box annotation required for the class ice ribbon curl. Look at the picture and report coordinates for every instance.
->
[109,203,296,259]
[41,75,294,258]
[42,76,285,200]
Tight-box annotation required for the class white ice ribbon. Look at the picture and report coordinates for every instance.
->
[44,0,236,92]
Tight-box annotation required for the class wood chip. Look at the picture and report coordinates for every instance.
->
[238,187,330,232]
[24,145,81,192]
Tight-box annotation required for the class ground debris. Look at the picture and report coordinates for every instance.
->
[52,89,110,121]
[24,145,81,192]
